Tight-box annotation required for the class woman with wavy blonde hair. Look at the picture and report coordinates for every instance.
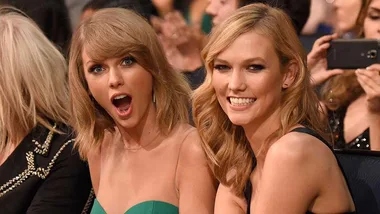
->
[308,0,380,150]
[68,7,216,214]
[0,6,92,214]
[193,4,355,213]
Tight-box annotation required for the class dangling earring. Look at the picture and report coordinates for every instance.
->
[153,92,156,103]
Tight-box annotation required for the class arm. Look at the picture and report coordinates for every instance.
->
[214,184,246,214]
[250,134,326,213]
[176,130,217,214]
[355,64,380,150]
[26,142,93,214]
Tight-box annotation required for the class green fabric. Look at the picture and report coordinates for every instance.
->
[91,199,179,214]
[184,10,212,34]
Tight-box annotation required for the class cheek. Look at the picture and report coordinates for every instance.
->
[363,19,380,39]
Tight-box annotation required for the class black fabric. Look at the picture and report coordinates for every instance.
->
[240,0,311,35]
[335,149,380,214]
[183,67,206,90]
[243,127,356,214]
[328,108,370,150]
[0,123,93,214]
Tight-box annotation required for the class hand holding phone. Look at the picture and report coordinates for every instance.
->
[327,39,380,69]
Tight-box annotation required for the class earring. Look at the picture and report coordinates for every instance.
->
[153,92,156,103]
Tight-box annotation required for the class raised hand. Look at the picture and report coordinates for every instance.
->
[307,34,343,86]
[356,64,380,113]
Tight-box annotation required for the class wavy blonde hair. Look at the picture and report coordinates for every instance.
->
[321,0,371,110]
[69,8,191,159]
[192,3,326,196]
[0,6,70,152]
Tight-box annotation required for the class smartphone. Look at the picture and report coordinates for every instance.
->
[327,39,380,69]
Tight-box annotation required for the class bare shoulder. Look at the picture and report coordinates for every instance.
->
[174,123,205,163]
[265,130,336,177]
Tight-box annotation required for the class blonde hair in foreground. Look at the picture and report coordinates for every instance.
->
[192,3,326,196]
[0,6,70,153]
[69,8,191,160]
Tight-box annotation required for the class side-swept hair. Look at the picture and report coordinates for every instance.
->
[192,3,325,196]
[69,8,191,159]
[0,6,70,152]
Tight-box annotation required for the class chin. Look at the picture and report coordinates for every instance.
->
[228,115,253,126]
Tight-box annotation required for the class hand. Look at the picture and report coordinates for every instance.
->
[356,64,380,113]
[154,11,204,72]
[307,34,343,86]
[151,0,173,16]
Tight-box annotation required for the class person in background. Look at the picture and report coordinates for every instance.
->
[0,0,72,53]
[80,0,154,21]
[205,0,310,34]
[69,8,216,214]
[192,4,355,213]
[0,6,92,214]
[308,0,380,150]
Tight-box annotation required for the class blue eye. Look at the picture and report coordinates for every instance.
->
[214,64,230,72]
[89,65,104,73]
[121,56,136,66]
[248,64,265,72]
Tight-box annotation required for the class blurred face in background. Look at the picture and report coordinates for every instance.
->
[332,0,361,34]
[364,0,380,38]
[206,0,239,26]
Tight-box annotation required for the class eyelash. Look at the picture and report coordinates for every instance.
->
[213,64,265,72]
[88,56,136,74]
[248,64,265,71]
[88,65,104,74]
[121,56,136,66]
[369,15,380,20]
[214,64,230,71]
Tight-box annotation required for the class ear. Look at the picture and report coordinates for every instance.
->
[282,60,298,89]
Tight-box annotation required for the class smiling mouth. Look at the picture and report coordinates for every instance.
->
[228,97,256,106]
[112,94,132,113]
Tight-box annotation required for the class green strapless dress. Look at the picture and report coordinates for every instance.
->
[91,199,179,214]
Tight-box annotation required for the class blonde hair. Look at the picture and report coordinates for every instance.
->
[321,0,371,110]
[69,8,191,159]
[192,3,326,196]
[0,6,70,152]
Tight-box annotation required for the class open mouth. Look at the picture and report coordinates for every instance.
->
[112,94,132,113]
[228,97,256,106]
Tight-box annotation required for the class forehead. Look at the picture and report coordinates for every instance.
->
[216,31,277,62]
[369,0,380,8]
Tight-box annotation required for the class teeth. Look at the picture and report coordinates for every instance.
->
[114,95,127,100]
[229,97,255,106]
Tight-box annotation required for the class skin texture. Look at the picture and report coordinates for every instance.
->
[332,0,362,34]
[205,0,238,26]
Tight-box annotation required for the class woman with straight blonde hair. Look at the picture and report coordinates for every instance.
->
[193,3,355,213]
[68,7,216,214]
[0,6,92,214]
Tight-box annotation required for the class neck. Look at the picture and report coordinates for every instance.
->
[116,103,161,150]
[243,107,281,157]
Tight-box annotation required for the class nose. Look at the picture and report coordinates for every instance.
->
[228,70,246,92]
[205,0,217,17]
[108,67,124,88]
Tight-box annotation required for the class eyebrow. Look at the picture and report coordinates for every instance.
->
[85,60,97,67]
[214,57,266,64]
[368,7,380,13]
